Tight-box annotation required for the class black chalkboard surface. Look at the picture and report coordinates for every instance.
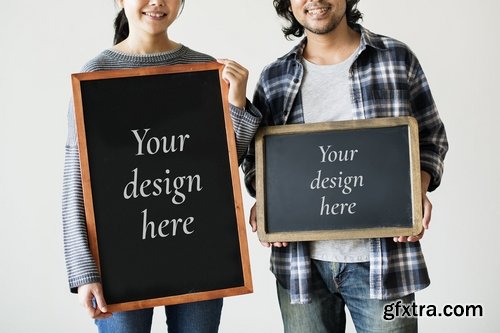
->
[72,63,252,312]
[255,117,422,242]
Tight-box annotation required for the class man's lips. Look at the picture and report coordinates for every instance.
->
[305,7,331,16]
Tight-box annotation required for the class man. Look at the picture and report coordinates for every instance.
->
[242,0,448,332]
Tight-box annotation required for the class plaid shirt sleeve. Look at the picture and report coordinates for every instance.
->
[358,28,447,299]
[241,81,266,197]
[242,66,282,196]
[242,56,316,304]
[406,52,448,191]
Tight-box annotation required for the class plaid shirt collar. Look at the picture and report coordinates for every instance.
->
[278,24,388,63]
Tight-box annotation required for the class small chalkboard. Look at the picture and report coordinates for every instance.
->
[255,117,422,242]
[72,62,252,312]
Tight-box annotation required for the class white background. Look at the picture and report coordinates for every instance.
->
[1,0,499,332]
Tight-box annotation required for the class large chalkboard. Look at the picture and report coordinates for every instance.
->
[255,117,422,242]
[72,63,252,312]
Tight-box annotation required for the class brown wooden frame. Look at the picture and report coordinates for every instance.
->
[255,117,422,242]
[72,62,252,312]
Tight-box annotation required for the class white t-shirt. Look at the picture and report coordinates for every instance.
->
[301,45,370,263]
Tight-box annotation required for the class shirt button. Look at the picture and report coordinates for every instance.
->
[293,78,299,83]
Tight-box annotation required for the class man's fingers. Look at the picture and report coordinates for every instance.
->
[249,204,257,232]
[393,228,424,243]
[422,196,432,229]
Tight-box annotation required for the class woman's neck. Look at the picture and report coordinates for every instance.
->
[113,33,180,55]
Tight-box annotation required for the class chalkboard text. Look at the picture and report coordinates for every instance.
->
[141,209,195,240]
[122,128,203,239]
[318,145,359,163]
[310,145,365,216]
[132,128,191,156]
[123,168,202,205]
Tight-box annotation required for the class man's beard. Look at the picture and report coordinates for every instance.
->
[304,12,346,35]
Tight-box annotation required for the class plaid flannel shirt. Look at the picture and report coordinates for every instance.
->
[242,25,448,303]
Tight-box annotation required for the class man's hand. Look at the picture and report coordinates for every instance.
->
[394,171,432,243]
[78,283,111,320]
[249,202,288,248]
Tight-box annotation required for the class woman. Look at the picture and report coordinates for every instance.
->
[62,0,261,331]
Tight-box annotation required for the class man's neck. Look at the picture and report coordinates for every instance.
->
[303,21,361,65]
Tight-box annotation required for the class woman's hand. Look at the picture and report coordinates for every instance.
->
[217,59,249,109]
[78,283,112,319]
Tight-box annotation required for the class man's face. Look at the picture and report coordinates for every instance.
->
[289,0,347,35]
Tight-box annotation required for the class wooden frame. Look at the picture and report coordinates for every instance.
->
[72,62,252,312]
[255,117,422,242]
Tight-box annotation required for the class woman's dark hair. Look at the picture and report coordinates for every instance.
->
[113,0,185,45]
[273,0,363,39]
[114,9,129,45]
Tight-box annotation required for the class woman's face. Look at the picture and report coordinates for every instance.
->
[118,0,183,38]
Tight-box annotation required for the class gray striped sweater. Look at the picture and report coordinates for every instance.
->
[62,45,261,292]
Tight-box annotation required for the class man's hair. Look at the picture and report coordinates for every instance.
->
[273,0,363,39]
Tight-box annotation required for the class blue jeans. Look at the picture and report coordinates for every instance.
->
[277,260,417,333]
[95,299,223,333]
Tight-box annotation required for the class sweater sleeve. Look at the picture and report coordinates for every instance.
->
[241,79,270,197]
[62,101,100,293]
[229,100,262,163]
